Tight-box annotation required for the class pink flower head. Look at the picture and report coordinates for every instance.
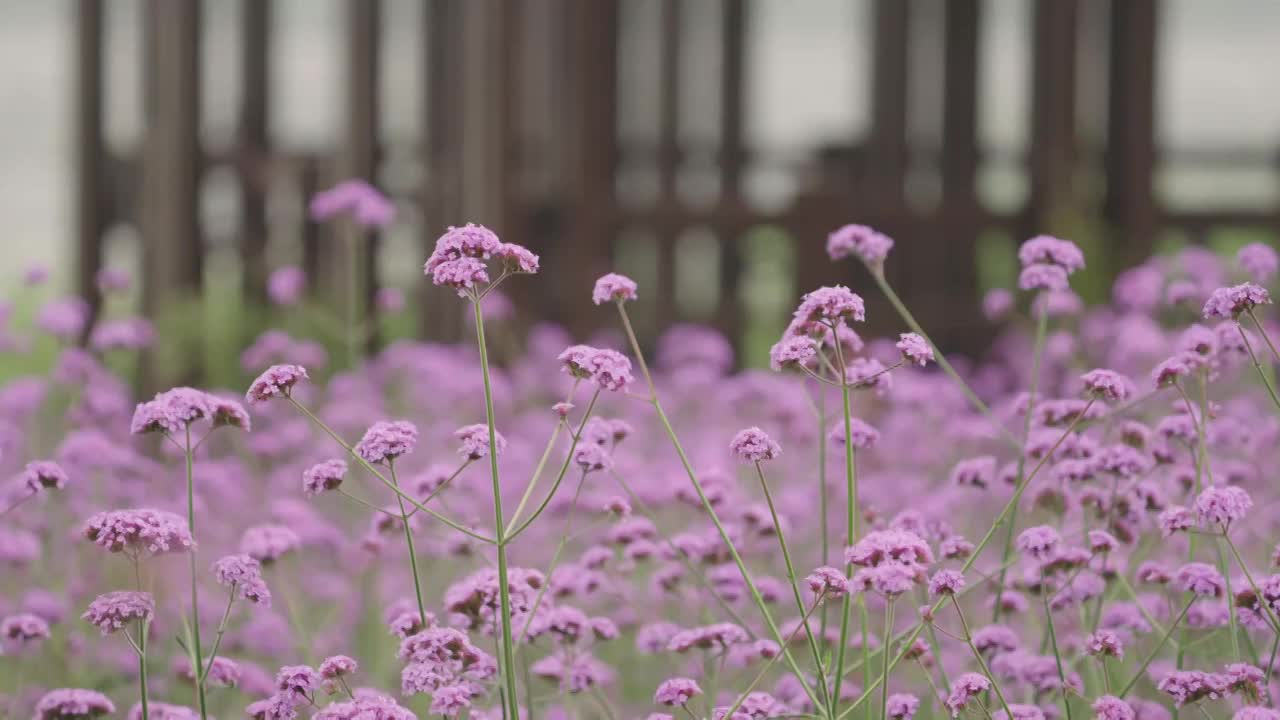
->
[83,508,194,555]
[22,460,69,492]
[455,423,507,460]
[887,694,920,720]
[654,677,702,707]
[309,179,395,228]
[1194,485,1252,526]
[1238,242,1279,282]
[896,333,933,366]
[1174,562,1225,597]
[945,672,992,716]
[1093,696,1134,720]
[1204,283,1271,319]
[130,387,218,435]
[1085,630,1124,658]
[827,224,895,267]
[240,525,301,565]
[556,345,633,391]
[429,257,489,295]
[1081,368,1134,403]
[928,570,965,596]
[246,365,309,404]
[845,529,934,569]
[592,273,639,305]
[267,266,306,305]
[769,336,816,371]
[495,243,540,274]
[1019,263,1069,292]
[1015,525,1061,560]
[983,288,1015,321]
[212,554,272,605]
[951,456,996,489]
[729,427,781,463]
[795,286,866,324]
[82,591,154,634]
[806,566,851,599]
[303,459,348,497]
[318,655,358,680]
[1018,235,1086,273]
[34,689,116,720]
[355,420,419,464]
[2,612,51,646]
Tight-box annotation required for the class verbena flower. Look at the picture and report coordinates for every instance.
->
[1093,696,1135,720]
[303,459,348,497]
[1018,235,1085,273]
[22,460,69,492]
[1081,368,1135,403]
[246,365,309,404]
[82,591,154,634]
[355,420,419,464]
[1237,242,1278,282]
[1203,283,1271,319]
[454,424,507,459]
[928,570,965,596]
[945,672,992,716]
[654,677,702,706]
[1194,485,1252,526]
[592,273,639,304]
[34,689,116,720]
[213,554,272,605]
[83,508,194,555]
[886,694,920,720]
[827,224,894,267]
[1174,563,1225,597]
[240,525,301,564]
[1019,263,1069,291]
[896,333,933,366]
[729,427,780,463]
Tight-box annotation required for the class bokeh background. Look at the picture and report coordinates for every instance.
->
[5,0,1280,383]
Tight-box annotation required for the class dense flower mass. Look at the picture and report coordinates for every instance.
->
[9,225,1280,720]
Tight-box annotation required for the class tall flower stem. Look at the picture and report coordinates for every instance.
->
[182,426,209,720]
[816,386,831,645]
[993,307,1048,623]
[1120,599,1195,697]
[137,618,150,720]
[879,601,896,720]
[950,595,1014,720]
[755,462,832,711]
[1237,322,1280,411]
[1247,309,1280,363]
[614,302,826,713]
[390,462,429,627]
[870,270,1018,448]
[472,300,521,720]
[1042,592,1074,720]
[834,401,1095,720]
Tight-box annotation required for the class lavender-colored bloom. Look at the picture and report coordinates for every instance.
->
[1019,235,1086,272]
[267,266,306,305]
[22,460,69,492]
[795,285,866,324]
[37,297,91,341]
[846,529,933,569]
[246,364,309,404]
[130,387,216,434]
[1204,283,1271,319]
[1158,506,1196,536]
[951,456,996,489]
[852,563,917,597]
[994,705,1046,720]
[82,591,154,634]
[984,288,1015,321]
[355,420,419,464]
[730,427,781,463]
[276,664,321,698]
[592,273,639,304]
[90,318,156,351]
[654,677,702,706]
[309,179,395,227]
[806,566,851,599]
[1238,243,1279,282]
[212,554,272,605]
[34,689,116,720]
[246,693,300,720]
[1085,630,1124,658]
[945,672,993,716]
[1157,670,1229,706]
[128,702,198,720]
[430,257,489,294]
[1019,263,1069,291]
[2,612,50,646]
[573,442,612,473]
[83,508,194,555]
[972,625,1018,654]
[1194,485,1252,526]
[827,223,894,266]
[318,655,358,679]
[928,569,965,596]
[1016,525,1061,560]
[1235,710,1280,720]
[896,333,933,366]
[1081,369,1135,403]
[303,459,347,497]
[313,696,415,720]
[455,423,507,459]
[557,345,634,391]
[240,525,301,564]
[1175,563,1225,597]
[829,418,880,449]
[887,694,920,720]
[1094,696,1135,720]
[769,336,817,371]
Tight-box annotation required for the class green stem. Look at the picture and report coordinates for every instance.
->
[879,601,895,720]
[1120,599,1195,697]
[473,300,521,720]
[390,463,429,627]
[756,462,832,711]
[1247,309,1280,363]
[505,381,579,530]
[1237,321,1280,411]
[516,472,588,645]
[614,302,825,713]
[720,596,826,720]
[183,426,208,720]
[952,595,1014,720]
[506,389,601,540]
[200,590,237,684]
[870,269,1019,448]
[830,325,861,715]
[138,618,150,720]
[993,307,1048,623]
[1042,591,1074,720]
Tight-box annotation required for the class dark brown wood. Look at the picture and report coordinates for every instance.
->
[865,0,910,207]
[345,0,380,350]
[74,0,105,340]
[1028,0,1079,235]
[239,0,271,305]
[717,0,746,353]
[654,0,680,331]
[1106,0,1159,266]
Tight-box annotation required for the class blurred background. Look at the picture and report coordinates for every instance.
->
[5,0,1280,382]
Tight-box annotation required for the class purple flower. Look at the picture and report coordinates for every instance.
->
[1015,525,1061,560]
[592,273,639,304]
[1174,562,1225,597]
[951,456,996,489]
[212,554,272,605]
[309,179,395,227]
[240,525,301,564]
[83,508,194,555]
[829,418,881,449]
[806,566,851,599]
[573,443,612,473]
[1205,283,1271,319]
[454,423,507,460]
[268,266,306,305]
[945,672,992,716]
[130,387,216,434]
[2,612,51,646]
[795,286,866,324]
[1019,235,1086,273]
[846,529,934,569]
[769,336,817,371]
[827,224,895,266]
[557,345,634,391]
[1159,506,1196,537]
[96,267,131,294]
[729,427,781,463]
[318,655,358,679]
[430,257,489,294]
[355,420,419,464]
[495,243,540,274]
[1235,710,1280,720]
[246,364,309,404]
[928,570,965,596]
[896,333,933,366]
[972,625,1018,654]
[34,689,116,720]
[425,223,502,271]
[276,664,321,698]
[994,705,1046,720]
[1081,369,1135,403]
[1157,670,1229,706]
[37,298,91,341]
[128,702,198,720]
[1194,485,1252,526]
[852,563,916,597]
[654,677,702,706]
[1238,243,1279,282]
[303,459,348,497]
[887,694,920,720]
[82,591,154,634]
[1019,263,1069,291]
[22,460,69,492]
[1085,630,1124,658]
[1093,696,1135,720]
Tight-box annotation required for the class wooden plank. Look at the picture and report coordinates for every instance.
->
[654,0,680,332]
[865,0,910,207]
[74,0,105,341]
[345,0,380,350]
[717,0,746,356]
[239,0,271,305]
[1028,0,1078,235]
[1106,0,1158,267]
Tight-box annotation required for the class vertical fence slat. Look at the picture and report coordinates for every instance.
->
[1028,0,1078,236]
[866,0,910,207]
[1106,0,1159,266]
[941,0,983,351]
[239,0,271,305]
[718,0,746,355]
[421,0,464,340]
[74,0,106,340]
[654,0,680,333]
[345,0,380,350]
